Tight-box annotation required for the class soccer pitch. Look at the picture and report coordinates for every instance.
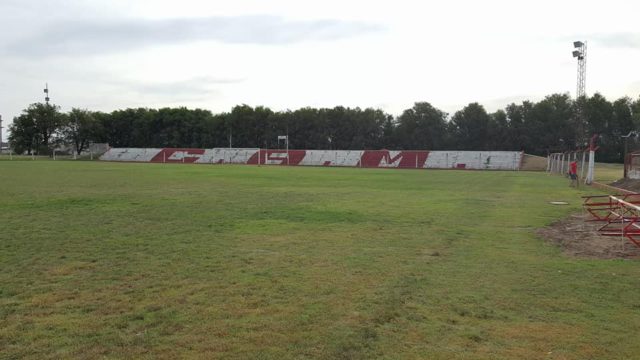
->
[1,161,639,359]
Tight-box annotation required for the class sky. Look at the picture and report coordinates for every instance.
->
[1,0,640,141]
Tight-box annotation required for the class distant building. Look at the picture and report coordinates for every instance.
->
[52,143,110,156]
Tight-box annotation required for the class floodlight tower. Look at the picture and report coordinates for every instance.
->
[572,41,587,98]
[572,41,588,146]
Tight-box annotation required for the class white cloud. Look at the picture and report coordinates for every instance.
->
[3,16,383,57]
[1,0,640,141]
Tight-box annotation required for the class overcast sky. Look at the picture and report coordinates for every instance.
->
[2,0,640,140]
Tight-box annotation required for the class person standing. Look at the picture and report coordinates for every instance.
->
[569,160,579,187]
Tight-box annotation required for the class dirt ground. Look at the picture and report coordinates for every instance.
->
[609,178,640,193]
[537,213,640,259]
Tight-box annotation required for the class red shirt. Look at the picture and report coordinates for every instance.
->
[570,161,577,174]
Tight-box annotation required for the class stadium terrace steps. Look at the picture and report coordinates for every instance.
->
[100,148,524,170]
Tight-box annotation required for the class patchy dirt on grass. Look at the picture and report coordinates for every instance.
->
[537,213,640,259]
[609,178,640,193]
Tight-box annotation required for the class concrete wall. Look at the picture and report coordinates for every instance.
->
[101,148,523,170]
[520,154,548,171]
[424,151,522,170]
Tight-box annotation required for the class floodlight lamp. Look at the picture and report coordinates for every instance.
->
[573,41,584,48]
[572,50,581,58]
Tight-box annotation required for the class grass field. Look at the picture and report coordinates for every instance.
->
[1,161,639,359]
[594,162,624,183]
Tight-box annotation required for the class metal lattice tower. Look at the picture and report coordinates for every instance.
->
[572,41,587,98]
[44,83,50,104]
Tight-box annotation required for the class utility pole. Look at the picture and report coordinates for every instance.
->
[43,83,51,156]
[0,114,3,154]
[622,131,638,178]
[229,119,232,149]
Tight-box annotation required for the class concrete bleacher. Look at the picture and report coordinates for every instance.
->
[100,148,163,162]
[299,150,363,167]
[424,151,522,170]
[101,148,524,170]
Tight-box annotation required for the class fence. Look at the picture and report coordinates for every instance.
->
[547,149,594,184]
[100,148,525,170]
[584,194,640,248]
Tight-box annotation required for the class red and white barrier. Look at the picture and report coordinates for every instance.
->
[101,148,523,170]
[594,195,640,248]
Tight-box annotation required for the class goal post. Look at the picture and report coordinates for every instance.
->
[547,148,594,185]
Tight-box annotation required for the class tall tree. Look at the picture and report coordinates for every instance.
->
[505,101,533,152]
[395,102,447,150]
[632,96,640,130]
[449,103,491,150]
[8,103,63,154]
[381,114,396,149]
[288,108,325,149]
[583,93,615,161]
[584,93,614,135]
[62,108,102,154]
[610,97,635,161]
[526,93,574,154]
[31,103,64,154]
[488,109,511,150]
[7,114,38,155]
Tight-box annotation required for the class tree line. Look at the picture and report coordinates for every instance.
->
[8,92,640,162]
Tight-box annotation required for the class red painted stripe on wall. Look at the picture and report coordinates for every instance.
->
[150,148,205,163]
[247,150,306,165]
[358,150,429,168]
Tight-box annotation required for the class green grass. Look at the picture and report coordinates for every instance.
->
[594,162,624,183]
[0,154,53,161]
[1,162,639,359]
[0,154,104,162]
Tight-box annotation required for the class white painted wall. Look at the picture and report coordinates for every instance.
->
[424,151,522,170]
[100,148,163,162]
[298,150,363,167]
[101,148,523,170]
